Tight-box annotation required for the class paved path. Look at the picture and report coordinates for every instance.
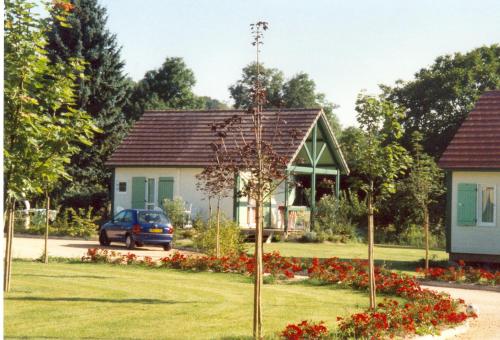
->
[421,284,500,340]
[8,236,198,260]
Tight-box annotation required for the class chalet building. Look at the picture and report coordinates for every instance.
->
[439,90,500,263]
[106,108,349,231]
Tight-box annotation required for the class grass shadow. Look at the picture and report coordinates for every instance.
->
[13,273,109,279]
[6,296,196,304]
[374,244,446,252]
[6,337,138,340]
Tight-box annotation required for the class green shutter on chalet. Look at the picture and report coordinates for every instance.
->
[457,183,477,226]
[132,177,146,209]
[158,177,174,209]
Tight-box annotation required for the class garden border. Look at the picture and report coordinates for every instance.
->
[419,280,500,293]
[416,320,470,340]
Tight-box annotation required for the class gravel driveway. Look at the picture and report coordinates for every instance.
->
[421,284,500,340]
[8,235,198,260]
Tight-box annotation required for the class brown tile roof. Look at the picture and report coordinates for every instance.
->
[107,108,347,171]
[439,90,500,169]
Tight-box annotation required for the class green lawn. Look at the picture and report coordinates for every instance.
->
[257,242,448,274]
[5,261,369,340]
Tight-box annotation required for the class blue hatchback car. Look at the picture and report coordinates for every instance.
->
[99,209,174,251]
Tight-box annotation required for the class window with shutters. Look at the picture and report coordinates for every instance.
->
[478,184,496,227]
[457,183,497,227]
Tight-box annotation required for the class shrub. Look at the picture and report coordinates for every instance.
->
[299,231,319,243]
[178,228,196,239]
[193,216,244,256]
[162,198,186,228]
[314,193,359,242]
[52,207,99,238]
[399,224,441,248]
[192,212,205,230]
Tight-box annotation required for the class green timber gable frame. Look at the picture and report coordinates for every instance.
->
[233,110,349,230]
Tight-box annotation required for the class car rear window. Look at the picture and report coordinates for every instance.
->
[138,212,170,224]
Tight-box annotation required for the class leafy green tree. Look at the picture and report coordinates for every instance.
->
[382,44,500,157]
[338,126,367,192]
[229,62,284,109]
[198,96,229,110]
[230,65,342,135]
[46,0,130,210]
[403,132,444,271]
[355,93,410,308]
[282,72,318,108]
[4,0,98,289]
[282,72,342,136]
[124,57,204,120]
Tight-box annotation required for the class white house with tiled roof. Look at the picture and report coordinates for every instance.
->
[106,108,349,231]
[439,90,500,263]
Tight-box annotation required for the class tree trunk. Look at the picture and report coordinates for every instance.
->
[253,192,263,339]
[208,197,212,228]
[44,191,50,264]
[216,198,221,258]
[424,207,430,274]
[367,188,376,309]
[4,198,15,292]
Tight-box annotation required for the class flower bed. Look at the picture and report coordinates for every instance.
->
[82,249,475,339]
[301,257,476,339]
[281,320,329,340]
[82,249,304,279]
[416,261,500,285]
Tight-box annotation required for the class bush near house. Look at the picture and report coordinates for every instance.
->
[313,193,363,243]
[192,216,245,256]
[373,224,446,249]
[162,198,186,228]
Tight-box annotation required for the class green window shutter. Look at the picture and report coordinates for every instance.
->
[158,177,174,209]
[457,183,477,226]
[132,177,146,209]
[147,178,155,204]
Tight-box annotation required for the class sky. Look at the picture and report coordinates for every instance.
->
[100,0,500,127]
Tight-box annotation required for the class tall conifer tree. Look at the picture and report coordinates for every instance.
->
[47,0,130,210]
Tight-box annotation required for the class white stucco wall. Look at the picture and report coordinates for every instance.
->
[451,171,500,255]
[113,167,233,220]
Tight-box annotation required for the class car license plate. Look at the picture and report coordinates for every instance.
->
[150,228,163,233]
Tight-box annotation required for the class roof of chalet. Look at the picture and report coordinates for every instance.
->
[106,108,349,174]
[439,90,500,170]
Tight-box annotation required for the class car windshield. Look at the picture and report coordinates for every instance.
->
[138,211,169,224]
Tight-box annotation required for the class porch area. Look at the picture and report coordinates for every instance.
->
[234,114,348,233]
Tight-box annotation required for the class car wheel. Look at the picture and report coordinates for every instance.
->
[125,234,135,250]
[163,243,172,251]
[99,230,110,246]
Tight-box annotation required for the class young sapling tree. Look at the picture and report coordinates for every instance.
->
[355,93,410,308]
